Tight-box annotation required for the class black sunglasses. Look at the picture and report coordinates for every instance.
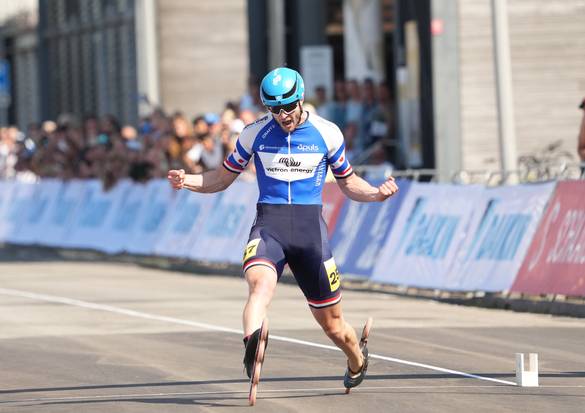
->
[267,101,299,115]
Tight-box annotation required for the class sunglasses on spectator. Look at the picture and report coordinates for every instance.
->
[267,101,299,115]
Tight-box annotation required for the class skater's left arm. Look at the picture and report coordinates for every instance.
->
[336,173,399,202]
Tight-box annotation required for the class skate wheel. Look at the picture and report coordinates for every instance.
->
[249,384,257,406]
[361,317,373,346]
[259,319,269,353]
[248,318,269,405]
[252,360,262,384]
[257,320,269,363]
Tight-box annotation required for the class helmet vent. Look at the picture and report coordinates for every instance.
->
[262,80,297,102]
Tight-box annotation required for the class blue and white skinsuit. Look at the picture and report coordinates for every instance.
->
[223,112,353,308]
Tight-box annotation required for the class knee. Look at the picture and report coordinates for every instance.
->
[247,270,276,296]
[320,318,343,339]
[250,278,273,295]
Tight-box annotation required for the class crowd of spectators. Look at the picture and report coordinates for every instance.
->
[310,78,395,167]
[0,77,395,190]
[0,104,257,190]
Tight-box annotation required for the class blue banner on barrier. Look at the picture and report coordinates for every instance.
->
[0,181,15,242]
[153,189,216,258]
[99,180,148,254]
[172,203,201,234]
[189,180,258,264]
[65,180,136,251]
[371,183,485,289]
[371,182,556,292]
[37,180,87,247]
[444,182,555,291]
[112,185,144,233]
[1,182,35,243]
[7,180,60,245]
[204,199,247,237]
[125,180,177,255]
[330,179,411,278]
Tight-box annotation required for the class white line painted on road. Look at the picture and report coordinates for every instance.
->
[0,287,242,334]
[267,335,518,386]
[0,288,517,386]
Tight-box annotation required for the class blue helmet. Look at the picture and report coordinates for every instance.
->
[260,67,305,107]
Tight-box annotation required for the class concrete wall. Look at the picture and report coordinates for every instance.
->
[458,0,585,171]
[157,0,249,116]
[432,0,462,181]
[0,1,37,25]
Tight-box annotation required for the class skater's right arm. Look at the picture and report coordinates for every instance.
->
[167,167,238,193]
[169,116,260,193]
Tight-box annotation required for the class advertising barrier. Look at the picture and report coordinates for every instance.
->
[97,180,150,254]
[33,180,88,247]
[124,179,178,255]
[321,182,347,236]
[0,180,14,242]
[444,183,556,292]
[63,180,128,250]
[1,176,581,298]
[188,180,258,264]
[371,182,484,289]
[331,179,411,278]
[370,182,555,291]
[0,180,37,243]
[7,179,62,245]
[153,189,216,258]
[511,181,585,296]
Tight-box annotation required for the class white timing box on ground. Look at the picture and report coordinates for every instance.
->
[516,353,539,387]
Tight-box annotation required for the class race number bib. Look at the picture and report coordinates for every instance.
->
[243,238,261,262]
[324,257,340,292]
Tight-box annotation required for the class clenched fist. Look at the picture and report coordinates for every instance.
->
[167,169,185,190]
[377,176,399,200]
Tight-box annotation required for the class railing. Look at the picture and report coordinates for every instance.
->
[354,161,585,185]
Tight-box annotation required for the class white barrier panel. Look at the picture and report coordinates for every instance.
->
[34,180,89,247]
[6,180,62,245]
[4,182,36,243]
[93,180,149,254]
[0,181,19,241]
[445,182,555,292]
[61,180,127,250]
[188,179,259,264]
[125,179,179,255]
[371,183,484,289]
[331,179,412,278]
[0,177,556,294]
[153,189,216,258]
[0,180,36,243]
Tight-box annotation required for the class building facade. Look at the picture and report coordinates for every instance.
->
[0,0,584,179]
[434,0,585,178]
[34,0,248,126]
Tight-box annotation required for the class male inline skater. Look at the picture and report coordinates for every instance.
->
[167,68,399,399]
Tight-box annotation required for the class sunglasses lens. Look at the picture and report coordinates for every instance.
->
[269,101,298,114]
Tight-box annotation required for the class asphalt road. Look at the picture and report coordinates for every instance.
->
[0,260,584,412]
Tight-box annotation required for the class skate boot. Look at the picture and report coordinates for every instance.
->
[344,317,372,393]
[243,323,269,379]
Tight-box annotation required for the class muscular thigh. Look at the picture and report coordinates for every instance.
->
[243,225,286,278]
[287,213,342,309]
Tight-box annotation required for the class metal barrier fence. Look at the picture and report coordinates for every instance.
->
[38,0,137,125]
[354,161,585,185]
